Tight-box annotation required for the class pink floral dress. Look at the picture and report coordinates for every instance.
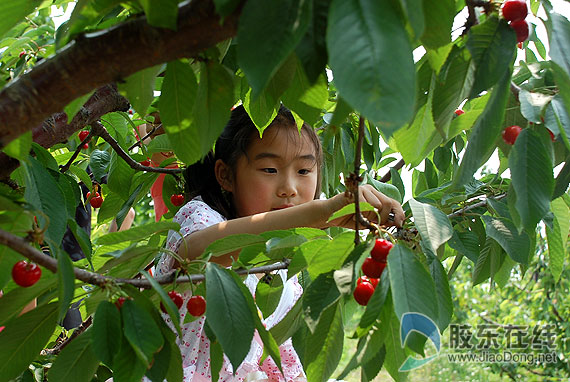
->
[153,197,306,382]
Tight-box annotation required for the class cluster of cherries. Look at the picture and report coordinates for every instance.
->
[353,238,393,306]
[502,0,530,43]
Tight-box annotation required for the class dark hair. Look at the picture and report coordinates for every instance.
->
[183,105,323,219]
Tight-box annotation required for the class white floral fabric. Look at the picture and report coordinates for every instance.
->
[153,197,306,382]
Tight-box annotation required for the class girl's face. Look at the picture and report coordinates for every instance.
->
[226,124,319,217]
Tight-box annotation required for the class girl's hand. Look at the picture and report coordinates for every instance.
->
[326,184,405,228]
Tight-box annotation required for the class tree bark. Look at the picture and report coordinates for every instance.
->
[0,0,241,149]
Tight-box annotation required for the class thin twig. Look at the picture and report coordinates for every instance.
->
[91,121,183,174]
[42,316,93,355]
[128,124,161,151]
[60,133,93,173]
[447,193,507,219]
[378,158,405,183]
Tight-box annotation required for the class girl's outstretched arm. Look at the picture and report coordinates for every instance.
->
[178,185,404,266]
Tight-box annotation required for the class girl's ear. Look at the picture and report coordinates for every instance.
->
[214,159,233,192]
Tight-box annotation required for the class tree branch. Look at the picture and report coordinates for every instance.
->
[91,121,183,174]
[378,158,405,183]
[0,0,242,149]
[0,84,130,180]
[0,228,289,289]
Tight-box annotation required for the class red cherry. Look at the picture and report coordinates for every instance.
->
[115,297,127,309]
[502,0,528,22]
[88,192,103,208]
[78,130,90,142]
[161,291,183,313]
[140,159,151,167]
[510,20,529,43]
[361,257,386,279]
[12,261,42,287]
[517,42,523,49]
[187,295,206,317]
[370,239,393,262]
[454,109,465,116]
[353,281,375,306]
[0,326,4,333]
[357,276,379,289]
[170,194,185,207]
[128,110,134,115]
[502,125,522,145]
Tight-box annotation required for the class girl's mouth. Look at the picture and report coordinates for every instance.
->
[272,204,294,210]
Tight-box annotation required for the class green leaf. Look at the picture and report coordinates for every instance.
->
[327,0,415,127]
[381,296,408,382]
[192,61,235,155]
[472,238,504,285]
[327,202,375,223]
[509,129,554,232]
[92,301,123,367]
[3,131,31,161]
[112,340,148,382]
[22,156,67,246]
[205,263,255,371]
[546,96,570,152]
[213,0,241,17]
[420,0,454,49]
[140,0,178,29]
[481,215,530,264]
[205,233,266,257]
[304,302,344,382]
[307,231,355,278]
[426,254,453,331]
[366,175,403,203]
[255,274,284,318]
[107,152,135,200]
[409,198,453,254]
[121,299,164,366]
[0,0,41,39]
[466,16,517,98]
[141,270,181,337]
[0,303,58,381]
[48,328,100,382]
[303,272,341,332]
[546,198,570,282]
[520,89,554,124]
[281,61,328,127]
[295,0,330,83]
[57,248,76,322]
[388,245,439,327]
[95,221,180,245]
[453,63,513,188]
[269,297,303,345]
[89,150,111,183]
[548,12,570,76]
[120,65,162,116]
[209,340,224,382]
[106,246,161,279]
[237,0,311,97]
[448,229,480,263]
[67,218,93,268]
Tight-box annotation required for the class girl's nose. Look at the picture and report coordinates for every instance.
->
[277,176,297,197]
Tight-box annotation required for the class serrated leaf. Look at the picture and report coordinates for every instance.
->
[387,245,439,326]
[409,199,453,254]
[57,247,76,322]
[307,231,355,278]
[0,1,41,39]
[327,0,414,128]
[327,202,375,223]
[237,0,311,97]
[120,65,162,116]
[140,0,178,29]
[548,12,570,76]
[303,272,340,332]
[0,303,58,381]
[453,63,513,188]
[420,0,453,49]
[92,301,122,367]
[107,152,135,200]
[509,129,554,232]
[255,274,284,318]
[121,299,164,366]
[95,221,180,245]
[49,328,99,382]
[205,263,254,371]
[141,270,181,337]
[466,16,517,98]
[481,215,530,264]
[22,156,67,246]
[3,131,31,161]
[295,0,330,83]
[89,150,111,183]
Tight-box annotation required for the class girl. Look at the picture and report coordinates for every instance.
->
[154,105,404,381]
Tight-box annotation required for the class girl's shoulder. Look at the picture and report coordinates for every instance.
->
[173,196,226,225]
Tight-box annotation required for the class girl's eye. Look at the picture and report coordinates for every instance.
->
[298,169,311,175]
[262,168,277,174]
